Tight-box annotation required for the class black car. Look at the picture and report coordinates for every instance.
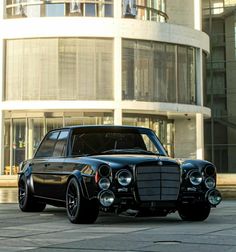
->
[18,125,222,224]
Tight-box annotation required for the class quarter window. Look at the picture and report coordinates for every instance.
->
[53,131,69,157]
[35,131,60,158]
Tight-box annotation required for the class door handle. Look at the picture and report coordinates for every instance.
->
[44,163,50,167]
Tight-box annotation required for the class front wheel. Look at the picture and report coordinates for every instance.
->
[66,177,99,224]
[178,203,211,221]
[18,176,46,212]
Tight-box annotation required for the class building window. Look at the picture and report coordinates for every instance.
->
[123,0,168,22]
[3,112,114,175]
[122,39,196,104]
[5,38,114,101]
[5,0,114,18]
[122,114,174,157]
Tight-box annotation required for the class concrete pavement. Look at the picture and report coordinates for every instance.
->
[0,188,236,251]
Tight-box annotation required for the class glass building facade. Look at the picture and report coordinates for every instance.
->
[0,0,209,176]
[203,0,236,173]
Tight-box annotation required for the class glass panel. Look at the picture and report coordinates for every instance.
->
[35,131,59,158]
[122,40,179,103]
[46,118,63,132]
[4,120,11,175]
[28,118,44,159]
[177,46,188,104]
[45,3,65,17]
[12,119,26,174]
[5,38,113,101]
[122,40,135,100]
[5,0,114,18]
[85,3,96,16]
[53,130,69,157]
[123,0,137,18]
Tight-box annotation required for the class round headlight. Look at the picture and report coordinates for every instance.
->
[205,177,216,189]
[206,189,222,206]
[189,170,203,186]
[98,177,111,190]
[98,190,115,207]
[117,169,132,186]
[98,164,111,177]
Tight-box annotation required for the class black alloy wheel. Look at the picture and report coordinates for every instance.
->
[18,176,46,212]
[66,177,99,224]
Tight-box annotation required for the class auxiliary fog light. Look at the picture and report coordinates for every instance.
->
[204,176,216,189]
[206,189,222,206]
[98,177,111,190]
[98,190,115,207]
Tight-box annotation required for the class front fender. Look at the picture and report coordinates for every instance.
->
[67,171,95,200]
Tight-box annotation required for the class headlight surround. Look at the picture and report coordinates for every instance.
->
[98,177,111,190]
[117,169,132,186]
[189,170,203,186]
[204,176,216,189]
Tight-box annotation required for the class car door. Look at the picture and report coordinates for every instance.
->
[43,130,70,200]
[31,130,60,197]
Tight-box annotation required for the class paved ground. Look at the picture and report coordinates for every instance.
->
[0,188,236,252]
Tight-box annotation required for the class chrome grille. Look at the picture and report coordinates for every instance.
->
[136,164,180,201]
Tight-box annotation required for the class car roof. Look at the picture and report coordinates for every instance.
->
[50,125,153,132]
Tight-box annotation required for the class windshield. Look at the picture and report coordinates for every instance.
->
[70,128,167,156]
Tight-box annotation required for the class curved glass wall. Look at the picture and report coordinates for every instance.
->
[3,112,114,175]
[5,38,113,101]
[5,0,114,18]
[3,111,174,175]
[5,0,167,22]
[122,39,196,104]
[122,0,167,22]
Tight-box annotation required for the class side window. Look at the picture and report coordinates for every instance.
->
[35,131,60,158]
[53,130,69,157]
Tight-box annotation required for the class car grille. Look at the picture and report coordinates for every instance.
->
[136,164,180,201]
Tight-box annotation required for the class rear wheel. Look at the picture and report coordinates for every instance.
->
[66,177,99,224]
[18,176,46,212]
[178,203,211,221]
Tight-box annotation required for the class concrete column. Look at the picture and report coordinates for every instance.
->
[174,117,196,159]
[196,113,204,159]
[113,1,122,125]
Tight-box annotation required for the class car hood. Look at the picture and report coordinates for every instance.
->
[78,154,179,168]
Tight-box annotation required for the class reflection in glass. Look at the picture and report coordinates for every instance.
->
[5,0,114,18]
[123,0,137,18]
[12,119,26,175]
[45,3,65,17]
[122,39,196,104]
[5,38,113,101]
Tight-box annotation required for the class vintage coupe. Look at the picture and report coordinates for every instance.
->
[18,125,222,223]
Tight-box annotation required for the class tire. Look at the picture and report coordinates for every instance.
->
[18,176,46,212]
[66,177,99,224]
[178,203,211,221]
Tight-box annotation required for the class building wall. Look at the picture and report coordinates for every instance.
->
[203,0,236,173]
